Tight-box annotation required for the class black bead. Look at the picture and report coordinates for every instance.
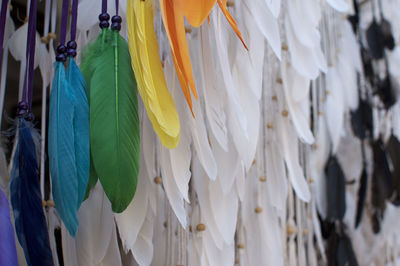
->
[111,15,122,23]
[56,53,66,62]
[67,48,77,57]
[67,40,77,49]
[17,101,29,110]
[99,20,110,29]
[99,12,110,21]
[56,45,66,54]
[111,22,121,31]
[25,112,35,121]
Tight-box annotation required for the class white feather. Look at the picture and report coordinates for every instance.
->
[169,125,191,203]
[325,0,350,13]
[61,224,78,266]
[209,179,238,245]
[74,182,115,265]
[97,224,122,266]
[160,146,187,228]
[278,118,311,202]
[211,10,248,136]
[131,209,154,266]
[325,66,345,153]
[199,24,228,151]
[115,159,149,252]
[192,157,225,249]
[281,62,315,144]
[244,0,281,59]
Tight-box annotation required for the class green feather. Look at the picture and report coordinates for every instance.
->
[81,29,140,212]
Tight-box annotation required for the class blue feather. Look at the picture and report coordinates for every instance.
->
[0,188,18,266]
[48,62,79,236]
[66,57,89,208]
[10,118,53,266]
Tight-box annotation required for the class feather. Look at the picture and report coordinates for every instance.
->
[325,156,346,221]
[281,62,315,144]
[211,10,248,137]
[244,0,281,59]
[198,24,228,150]
[74,182,114,265]
[115,159,149,252]
[0,188,18,266]
[66,58,90,208]
[278,118,311,202]
[325,0,350,13]
[160,145,186,227]
[325,67,345,153]
[48,61,79,236]
[216,0,247,49]
[175,0,216,27]
[192,157,224,249]
[81,29,140,213]
[10,118,53,266]
[97,224,122,266]
[127,0,180,148]
[131,208,154,266]
[159,0,198,113]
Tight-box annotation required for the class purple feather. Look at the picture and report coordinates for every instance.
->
[0,188,18,266]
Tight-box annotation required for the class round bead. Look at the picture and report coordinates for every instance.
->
[56,53,66,62]
[25,112,35,121]
[111,22,121,31]
[99,20,109,29]
[111,15,122,23]
[56,44,66,54]
[67,40,77,49]
[67,48,77,57]
[17,101,29,110]
[17,108,27,117]
[99,12,110,21]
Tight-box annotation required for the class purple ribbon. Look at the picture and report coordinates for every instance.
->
[0,0,9,68]
[70,0,78,42]
[59,0,69,46]
[102,0,107,14]
[21,0,38,111]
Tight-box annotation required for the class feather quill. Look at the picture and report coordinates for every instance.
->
[10,118,53,266]
[81,29,140,213]
[48,61,79,236]
[127,0,180,148]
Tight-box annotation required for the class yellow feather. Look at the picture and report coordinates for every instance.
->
[127,0,180,148]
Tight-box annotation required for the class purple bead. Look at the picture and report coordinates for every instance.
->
[111,15,122,23]
[17,108,27,117]
[99,12,110,21]
[56,45,66,54]
[67,41,77,49]
[111,22,121,31]
[67,48,77,57]
[99,20,109,29]
[17,101,29,110]
[25,112,35,121]
[56,53,66,62]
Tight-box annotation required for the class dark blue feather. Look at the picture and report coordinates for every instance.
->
[66,57,89,208]
[48,61,79,236]
[10,118,53,266]
[0,188,18,266]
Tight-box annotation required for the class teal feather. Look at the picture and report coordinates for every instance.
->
[48,61,79,236]
[66,57,89,208]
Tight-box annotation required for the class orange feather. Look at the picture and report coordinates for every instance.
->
[175,0,216,27]
[159,0,198,114]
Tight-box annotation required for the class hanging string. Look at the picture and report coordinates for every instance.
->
[99,0,110,28]
[17,0,38,118]
[66,0,79,57]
